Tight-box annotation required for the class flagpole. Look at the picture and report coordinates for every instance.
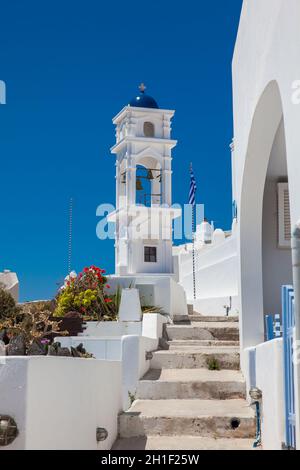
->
[68,197,73,274]
[192,203,196,300]
[189,162,197,301]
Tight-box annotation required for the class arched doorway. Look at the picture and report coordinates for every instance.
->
[239,81,292,352]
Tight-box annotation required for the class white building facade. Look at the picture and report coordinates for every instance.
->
[232,0,300,449]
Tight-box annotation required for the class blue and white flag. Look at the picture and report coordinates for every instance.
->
[189,164,197,206]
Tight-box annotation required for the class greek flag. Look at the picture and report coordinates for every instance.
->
[189,164,197,206]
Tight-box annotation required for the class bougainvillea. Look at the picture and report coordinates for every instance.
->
[54,266,116,320]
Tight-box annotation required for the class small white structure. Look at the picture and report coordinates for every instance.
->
[0,270,19,302]
[196,219,213,245]
[118,288,142,322]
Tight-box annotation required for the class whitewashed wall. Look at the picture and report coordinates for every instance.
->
[58,314,167,410]
[82,321,142,338]
[175,233,238,315]
[107,276,187,318]
[244,339,285,450]
[0,357,122,450]
[256,339,285,450]
[233,0,300,446]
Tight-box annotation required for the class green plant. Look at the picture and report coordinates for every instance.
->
[0,287,20,320]
[206,356,221,371]
[112,285,122,315]
[128,390,136,406]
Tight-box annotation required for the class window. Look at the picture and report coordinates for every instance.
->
[143,122,155,138]
[144,246,157,263]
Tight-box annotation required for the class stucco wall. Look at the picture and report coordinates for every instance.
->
[58,314,167,410]
[107,275,187,318]
[233,0,300,225]
[256,339,285,450]
[244,339,285,450]
[233,0,300,355]
[0,357,122,450]
[176,233,238,314]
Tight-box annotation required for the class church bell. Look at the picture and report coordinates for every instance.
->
[136,178,143,191]
[147,169,154,180]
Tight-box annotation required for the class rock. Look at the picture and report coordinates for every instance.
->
[70,346,81,357]
[57,347,71,357]
[7,335,26,356]
[27,340,47,356]
[48,342,60,356]
[48,342,71,357]
[75,343,86,354]
[0,329,9,345]
[0,340,6,356]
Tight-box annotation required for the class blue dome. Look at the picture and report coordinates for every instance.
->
[129,85,159,109]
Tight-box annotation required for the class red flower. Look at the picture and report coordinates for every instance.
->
[101,269,106,273]
[106,284,111,289]
[104,298,112,303]
[83,267,89,273]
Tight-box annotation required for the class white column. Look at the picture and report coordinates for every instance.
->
[162,156,172,207]
[126,155,136,206]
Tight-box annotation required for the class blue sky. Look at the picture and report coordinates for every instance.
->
[0,0,242,301]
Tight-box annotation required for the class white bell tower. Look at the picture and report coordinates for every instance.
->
[110,84,181,276]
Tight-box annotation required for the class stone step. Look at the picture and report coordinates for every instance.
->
[167,339,240,348]
[151,348,240,370]
[119,399,256,439]
[173,314,239,323]
[166,323,239,341]
[138,369,246,400]
[113,436,255,450]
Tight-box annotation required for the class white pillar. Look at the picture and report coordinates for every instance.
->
[126,157,136,206]
[162,156,172,207]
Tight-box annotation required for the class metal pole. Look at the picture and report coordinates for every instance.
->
[292,220,300,449]
[68,198,73,274]
[192,204,196,300]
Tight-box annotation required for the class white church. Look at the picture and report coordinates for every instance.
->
[1,0,300,452]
